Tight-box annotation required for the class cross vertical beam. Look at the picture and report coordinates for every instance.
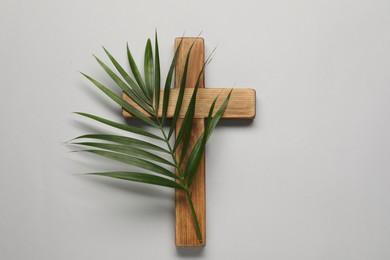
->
[174,38,206,247]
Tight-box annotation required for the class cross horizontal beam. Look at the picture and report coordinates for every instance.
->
[122,88,256,119]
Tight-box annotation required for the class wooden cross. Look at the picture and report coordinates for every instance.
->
[123,38,256,246]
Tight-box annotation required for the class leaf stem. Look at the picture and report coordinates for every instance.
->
[152,107,202,242]
[153,108,184,178]
[185,188,202,243]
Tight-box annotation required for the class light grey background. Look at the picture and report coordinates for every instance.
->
[1,0,389,259]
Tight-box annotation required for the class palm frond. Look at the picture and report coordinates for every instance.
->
[72,33,233,243]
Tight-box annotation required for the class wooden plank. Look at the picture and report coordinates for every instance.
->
[122,88,256,119]
[175,38,206,247]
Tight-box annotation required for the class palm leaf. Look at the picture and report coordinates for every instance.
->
[81,150,177,179]
[175,49,215,162]
[168,40,197,139]
[161,38,183,125]
[154,31,161,113]
[74,112,164,141]
[206,90,233,138]
[186,90,232,186]
[102,47,151,105]
[127,43,149,99]
[74,142,174,166]
[144,39,154,100]
[86,171,184,189]
[73,134,169,153]
[184,99,216,182]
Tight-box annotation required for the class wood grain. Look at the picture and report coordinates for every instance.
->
[122,88,256,119]
[174,38,206,247]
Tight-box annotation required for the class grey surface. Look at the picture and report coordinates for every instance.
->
[1,0,390,259]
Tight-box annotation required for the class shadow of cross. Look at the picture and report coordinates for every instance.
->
[122,38,256,247]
